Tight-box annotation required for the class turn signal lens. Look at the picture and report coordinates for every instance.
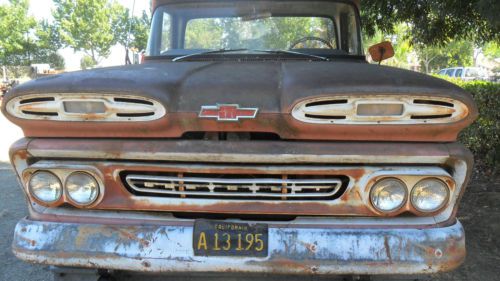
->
[411,178,449,212]
[65,172,99,205]
[370,178,407,212]
[357,103,404,116]
[29,171,62,203]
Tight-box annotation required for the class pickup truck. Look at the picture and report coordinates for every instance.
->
[2,0,477,280]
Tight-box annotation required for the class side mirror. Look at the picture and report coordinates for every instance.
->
[368,41,395,64]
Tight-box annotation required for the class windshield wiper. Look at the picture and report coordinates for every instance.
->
[172,48,249,62]
[253,49,330,61]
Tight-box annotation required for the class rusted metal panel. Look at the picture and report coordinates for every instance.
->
[11,139,472,222]
[3,112,476,142]
[12,218,465,274]
[26,139,454,164]
[24,204,449,229]
[20,161,456,218]
[1,61,477,141]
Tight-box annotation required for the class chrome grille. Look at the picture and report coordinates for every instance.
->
[124,174,343,200]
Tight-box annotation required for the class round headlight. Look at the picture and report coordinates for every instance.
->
[29,171,62,203]
[411,178,449,212]
[370,178,407,212]
[65,172,99,206]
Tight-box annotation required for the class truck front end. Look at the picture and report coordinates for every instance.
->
[2,0,477,280]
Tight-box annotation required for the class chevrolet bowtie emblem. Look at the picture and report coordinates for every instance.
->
[199,104,259,121]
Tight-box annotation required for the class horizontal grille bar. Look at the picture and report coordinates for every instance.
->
[125,174,343,200]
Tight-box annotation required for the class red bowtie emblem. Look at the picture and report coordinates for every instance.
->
[199,104,259,121]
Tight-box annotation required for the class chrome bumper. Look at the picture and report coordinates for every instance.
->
[12,218,465,275]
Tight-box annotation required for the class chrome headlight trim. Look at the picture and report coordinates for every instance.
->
[28,171,63,204]
[65,171,100,206]
[22,165,105,208]
[369,177,408,213]
[410,178,451,213]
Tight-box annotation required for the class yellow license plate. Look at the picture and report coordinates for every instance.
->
[193,220,268,257]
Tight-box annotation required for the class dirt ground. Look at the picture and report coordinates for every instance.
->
[435,173,500,281]
[0,163,498,281]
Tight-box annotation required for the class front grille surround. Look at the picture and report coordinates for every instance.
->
[124,173,346,200]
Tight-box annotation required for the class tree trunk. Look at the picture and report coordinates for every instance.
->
[91,48,97,65]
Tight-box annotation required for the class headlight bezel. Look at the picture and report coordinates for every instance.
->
[410,177,451,213]
[23,167,104,208]
[367,173,455,216]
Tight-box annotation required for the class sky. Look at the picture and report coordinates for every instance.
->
[0,0,151,70]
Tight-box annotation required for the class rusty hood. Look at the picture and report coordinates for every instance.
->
[1,60,477,141]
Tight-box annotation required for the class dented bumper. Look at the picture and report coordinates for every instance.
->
[13,218,465,275]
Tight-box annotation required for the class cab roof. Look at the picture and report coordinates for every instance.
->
[151,0,360,12]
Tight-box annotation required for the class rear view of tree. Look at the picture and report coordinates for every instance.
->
[53,0,127,65]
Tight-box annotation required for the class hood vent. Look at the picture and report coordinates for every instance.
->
[6,94,166,122]
[292,95,468,124]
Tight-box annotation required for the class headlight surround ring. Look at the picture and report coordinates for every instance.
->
[410,178,450,213]
[65,171,100,206]
[369,177,408,213]
[28,171,63,204]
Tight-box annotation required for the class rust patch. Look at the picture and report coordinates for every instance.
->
[7,107,476,142]
[383,236,393,264]
[75,225,150,249]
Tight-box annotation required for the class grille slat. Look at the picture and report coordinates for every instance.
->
[125,174,343,200]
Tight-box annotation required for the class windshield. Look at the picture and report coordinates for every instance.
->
[147,1,361,58]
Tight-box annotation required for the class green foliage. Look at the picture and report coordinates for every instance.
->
[30,20,65,68]
[183,17,336,50]
[436,77,500,173]
[53,0,128,64]
[0,1,64,69]
[0,0,36,65]
[362,0,500,46]
[363,24,476,73]
[114,6,150,51]
[483,42,500,60]
[364,24,416,69]
[46,53,65,70]
[80,55,96,70]
[459,81,499,174]
[414,40,474,73]
[184,18,223,49]
[129,11,150,51]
